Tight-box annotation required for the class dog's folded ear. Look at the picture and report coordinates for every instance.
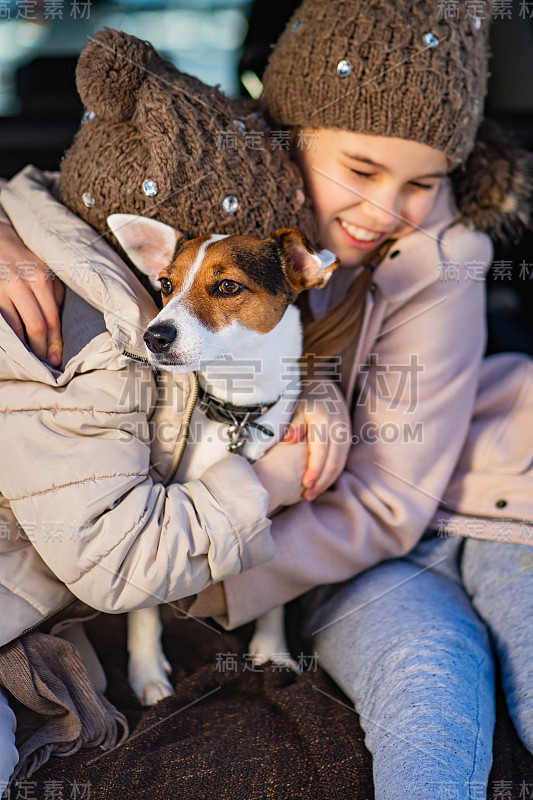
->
[107,214,183,288]
[272,228,339,293]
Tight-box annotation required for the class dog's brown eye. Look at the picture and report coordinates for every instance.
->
[159,278,173,295]
[217,280,241,295]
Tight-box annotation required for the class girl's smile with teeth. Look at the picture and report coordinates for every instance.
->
[339,220,385,243]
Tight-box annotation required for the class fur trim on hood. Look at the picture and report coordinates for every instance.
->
[450,120,533,242]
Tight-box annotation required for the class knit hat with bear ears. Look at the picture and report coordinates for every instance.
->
[59,28,316,247]
[261,0,532,241]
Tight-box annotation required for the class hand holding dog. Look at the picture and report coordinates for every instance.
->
[0,224,64,367]
[283,379,351,501]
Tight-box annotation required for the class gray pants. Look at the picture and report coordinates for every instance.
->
[0,687,17,788]
[307,533,533,800]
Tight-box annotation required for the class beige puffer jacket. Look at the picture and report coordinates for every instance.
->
[0,166,274,647]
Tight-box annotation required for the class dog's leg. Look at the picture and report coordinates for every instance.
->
[127,607,173,705]
[248,606,300,673]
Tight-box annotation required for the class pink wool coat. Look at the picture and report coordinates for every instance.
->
[188,178,533,629]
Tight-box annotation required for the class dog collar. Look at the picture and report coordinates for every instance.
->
[197,383,279,454]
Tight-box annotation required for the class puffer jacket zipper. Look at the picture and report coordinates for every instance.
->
[18,598,78,637]
[123,349,159,374]
[123,350,199,486]
[165,372,199,485]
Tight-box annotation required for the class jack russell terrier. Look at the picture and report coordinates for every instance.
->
[107,213,338,705]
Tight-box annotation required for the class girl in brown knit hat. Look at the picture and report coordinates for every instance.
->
[0,5,533,799]
[191,2,532,798]
[229,2,532,798]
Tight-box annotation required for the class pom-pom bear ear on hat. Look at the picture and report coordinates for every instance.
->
[75,28,156,122]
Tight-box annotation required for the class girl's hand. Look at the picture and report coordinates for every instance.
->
[252,439,308,515]
[0,223,64,366]
[283,379,351,501]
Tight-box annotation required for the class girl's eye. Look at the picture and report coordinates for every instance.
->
[409,182,434,191]
[350,169,374,179]
[159,278,173,295]
[217,280,242,296]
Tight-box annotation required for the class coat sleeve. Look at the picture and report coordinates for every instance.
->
[203,226,492,629]
[0,364,274,613]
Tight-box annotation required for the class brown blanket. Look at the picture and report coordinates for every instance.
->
[5,608,533,800]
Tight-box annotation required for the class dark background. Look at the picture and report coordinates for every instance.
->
[0,0,532,354]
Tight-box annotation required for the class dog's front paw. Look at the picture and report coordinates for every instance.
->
[137,676,174,707]
[248,635,301,674]
[129,649,173,706]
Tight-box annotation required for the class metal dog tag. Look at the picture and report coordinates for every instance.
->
[227,423,248,453]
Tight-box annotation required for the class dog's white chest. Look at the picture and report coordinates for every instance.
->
[175,407,236,481]
[175,389,297,481]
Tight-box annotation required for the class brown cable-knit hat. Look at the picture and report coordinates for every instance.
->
[262,0,492,164]
[59,28,316,245]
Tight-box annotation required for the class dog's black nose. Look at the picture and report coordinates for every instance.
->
[144,324,177,353]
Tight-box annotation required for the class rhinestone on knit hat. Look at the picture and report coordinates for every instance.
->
[295,188,305,206]
[473,15,482,30]
[81,110,95,124]
[423,32,439,48]
[142,179,159,197]
[222,195,239,213]
[291,20,302,33]
[82,191,95,208]
[233,119,246,132]
[336,59,352,76]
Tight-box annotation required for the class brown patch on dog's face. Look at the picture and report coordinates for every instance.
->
[159,234,292,334]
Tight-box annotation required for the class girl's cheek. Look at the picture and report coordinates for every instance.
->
[405,191,440,229]
[314,188,342,226]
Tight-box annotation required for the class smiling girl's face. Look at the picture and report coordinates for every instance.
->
[295,128,449,268]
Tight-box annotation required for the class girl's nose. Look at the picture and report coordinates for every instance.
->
[359,189,402,230]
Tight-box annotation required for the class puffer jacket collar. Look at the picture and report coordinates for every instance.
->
[0,166,158,377]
